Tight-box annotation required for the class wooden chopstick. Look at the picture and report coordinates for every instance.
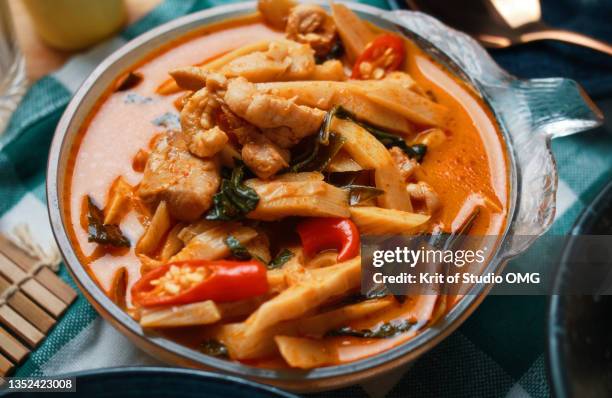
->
[0,235,76,304]
[0,327,29,363]
[0,253,67,318]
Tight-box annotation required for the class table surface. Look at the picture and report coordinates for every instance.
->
[9,0,162,82]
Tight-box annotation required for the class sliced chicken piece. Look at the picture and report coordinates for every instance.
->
[407,181,441,214]
[216,104,260,144]
[205,72,228,93]
[216,105,290,179]
[285,4,337,57]
[190,126,229,158]
[224,77,325,146]
[220,40,315,82]
[179,75,230,159]
[389,146,419,182]
[180,88,218,139]
[261,126,298,148]
[137,132,220,222]
[242,134,290,179]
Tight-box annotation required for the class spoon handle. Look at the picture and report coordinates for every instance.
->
[520,29,612,56]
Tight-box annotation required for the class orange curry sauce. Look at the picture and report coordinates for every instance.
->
[63,14,509,367]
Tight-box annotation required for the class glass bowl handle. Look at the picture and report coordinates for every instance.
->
[495,78,603,256]
[512,78,603,139]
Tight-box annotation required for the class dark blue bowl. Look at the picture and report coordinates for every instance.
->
[3,367,298,398]
[547,179,612,398]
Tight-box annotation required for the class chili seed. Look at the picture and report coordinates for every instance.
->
[164,282,180,294]
[359,62,373,77]
[383,54,395,67]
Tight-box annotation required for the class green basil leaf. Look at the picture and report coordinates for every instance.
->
[289,106,347,173]
[325,319,416,339]
[224,235,252,261]
[200,340,229,358]
[289,132,345,172]
[268,249,294,269]
[343,185,384,205]
[206,162,260,221]
[319,105,341,146]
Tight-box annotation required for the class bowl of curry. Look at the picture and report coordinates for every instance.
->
[46,0,603,392]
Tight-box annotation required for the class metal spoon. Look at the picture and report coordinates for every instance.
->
[404,0,612,56]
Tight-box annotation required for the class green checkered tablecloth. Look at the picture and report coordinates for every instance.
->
[2,0,611,396]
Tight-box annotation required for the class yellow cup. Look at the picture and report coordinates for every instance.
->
[22,0,126,51]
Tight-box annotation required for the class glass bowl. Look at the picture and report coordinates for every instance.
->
[46,1,603,392]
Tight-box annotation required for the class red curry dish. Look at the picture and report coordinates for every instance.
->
[63,0,509,369]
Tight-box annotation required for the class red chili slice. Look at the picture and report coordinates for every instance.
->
[351,34,406,79]
[297,218,360,262]
[131,259,268,307]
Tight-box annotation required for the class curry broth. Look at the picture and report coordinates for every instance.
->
[64,13,509,366]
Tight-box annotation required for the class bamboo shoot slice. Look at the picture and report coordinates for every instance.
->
[256,81,414,134]
[218,258,361,359]
[171,222,258,262]
[349,83,449,128]
[140,300,221,328]
[375,159,414,211]
[332,118,413,211]
[160,223,185,261]
[271,172,324,183]
[326,150,363,172]
[275,336,337,369]
[350,206,429,234]
[136,201,171,255]
[216,322,292,360]
[305,251,338,269]
[331,118,388,168]
[104,177,133,225]
[245,257,361,335]
[246,179,349,221]
[331,3,376,62]
[295,297,394,336]
[108,267,128,310]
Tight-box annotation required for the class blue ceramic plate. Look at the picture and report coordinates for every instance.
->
[3,367,298,398]
[547,179,612,398]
